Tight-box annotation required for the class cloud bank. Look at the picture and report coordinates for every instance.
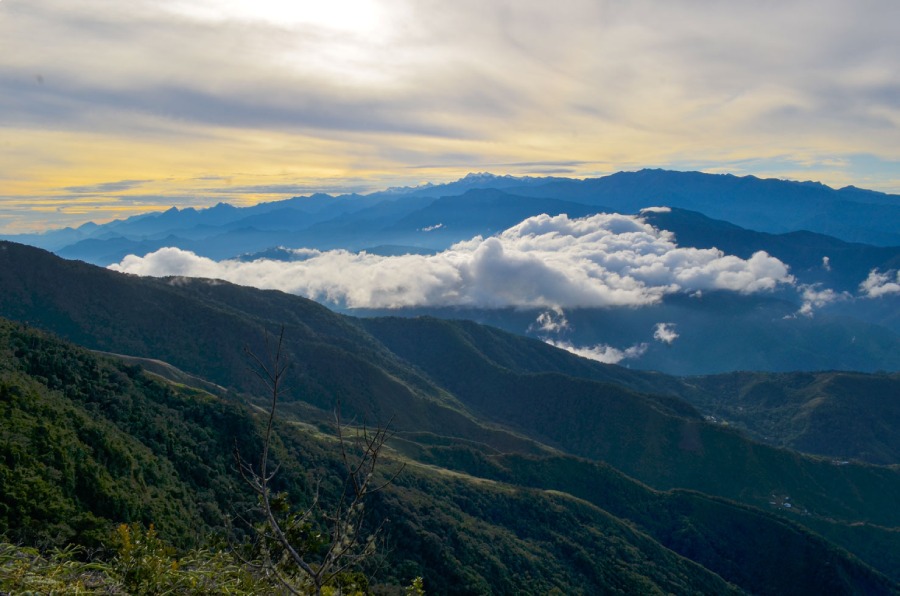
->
[110,212,794,310]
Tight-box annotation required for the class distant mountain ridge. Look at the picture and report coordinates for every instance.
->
[4,169,898,266]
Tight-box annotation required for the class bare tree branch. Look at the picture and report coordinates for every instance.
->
[234,326,400,595]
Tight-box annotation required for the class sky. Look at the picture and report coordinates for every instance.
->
[1,0,899,233]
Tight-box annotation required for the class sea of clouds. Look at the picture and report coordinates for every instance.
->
[110,212,795,310]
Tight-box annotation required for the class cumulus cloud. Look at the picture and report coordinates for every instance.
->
[822,256,831,271]
[860,269,900,298]
[639,206,671,214]
[795,284,849,316]
[545,340,648,365]
[110,212,794,309]
[530,307,569,334]
[653,322,679,344]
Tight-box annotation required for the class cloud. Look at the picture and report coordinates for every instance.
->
[796,284,849,316]
[822,256,831,271]
[859,269,900,298]
[653,323,679,344]
[110,212,794,309]
[639,206,671,214]
[530,307,569,334]
[3,0,900,234]
[545,340,648,365]
[64,179,151,193]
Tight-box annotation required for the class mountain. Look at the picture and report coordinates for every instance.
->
[381,188,609,243]
[350,291,900,375]
[5,170,899,267]
[506,169,900,245]
[8,171,900,379]
[676,370,900,465]
[1,241,900,591]
[2,318,747,593]
[640,207,900,293]
[1,317,896,594]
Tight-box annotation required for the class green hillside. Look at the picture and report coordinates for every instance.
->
[678,371,900,465]
[2,241,900,592]
[3,319,896,594]
[0,320,739,593]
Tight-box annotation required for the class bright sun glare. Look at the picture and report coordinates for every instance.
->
[165,0,383,34]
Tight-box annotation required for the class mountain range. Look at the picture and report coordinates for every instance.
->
[4,169,898,378]
[1,240,899,594]
[6,169,900,265]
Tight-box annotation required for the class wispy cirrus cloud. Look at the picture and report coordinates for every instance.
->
[64,180,151,194]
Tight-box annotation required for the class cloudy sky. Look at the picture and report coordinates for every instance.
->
[1,0,898,232]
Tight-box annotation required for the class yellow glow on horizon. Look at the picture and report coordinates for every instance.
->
[2,116,899,235]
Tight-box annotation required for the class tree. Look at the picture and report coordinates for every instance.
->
[234,327,400,595]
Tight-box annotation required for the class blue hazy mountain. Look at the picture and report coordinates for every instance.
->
[639,207,900,293]
[504,169,900,245]
[8,169,898,266]
[48,188,609,262]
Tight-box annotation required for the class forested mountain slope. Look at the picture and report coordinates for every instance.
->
[1,319,896,594]
[1,241,899,591]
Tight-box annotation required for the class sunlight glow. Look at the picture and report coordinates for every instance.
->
[164,0,385,34]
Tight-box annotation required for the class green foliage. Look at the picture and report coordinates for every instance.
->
[402,445,899,595]
[0,526,277,595]
[0,320,268,549]
[112,523,273,595]
[0,541,120,594]
[404,576,425,596]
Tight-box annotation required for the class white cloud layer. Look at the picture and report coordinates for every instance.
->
[110,212,794,309]
[860,269,900,298]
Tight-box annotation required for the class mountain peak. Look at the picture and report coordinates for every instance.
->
[460,172,509,181]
